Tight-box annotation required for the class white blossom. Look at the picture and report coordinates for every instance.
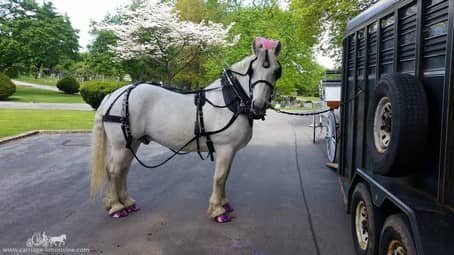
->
[97,0,234,61]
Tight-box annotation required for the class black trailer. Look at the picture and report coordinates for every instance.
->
[339,0,454,254]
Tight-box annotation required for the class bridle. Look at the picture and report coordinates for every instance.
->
[222,50,282,120]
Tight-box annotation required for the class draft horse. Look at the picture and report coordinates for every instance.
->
[90,37,282,223]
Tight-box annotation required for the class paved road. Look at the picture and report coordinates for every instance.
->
[12,80,59,91]
[0,101,92,111]
[0,112,354,255]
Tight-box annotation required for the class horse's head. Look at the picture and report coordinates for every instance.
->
[249,37,281,119]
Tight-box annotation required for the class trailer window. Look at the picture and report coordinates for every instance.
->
[380,14,395,75]
[399,2,417,73]
[367,22,377,78]
[368,22,377,34]
[423,0,448,71]
[357,30,366,79]
[425,21,448,38]
[347,34,355,80]
[381,15,395,28]
[401,4,417,17]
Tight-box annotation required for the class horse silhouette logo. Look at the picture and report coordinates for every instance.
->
[26,232,67,248]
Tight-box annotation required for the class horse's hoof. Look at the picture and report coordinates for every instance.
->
[215,213,232,223]
[223,203,234,213]
[110,209,129,218]
[126,204,140,213]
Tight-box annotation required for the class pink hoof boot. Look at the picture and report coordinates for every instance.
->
[110,209,129,218]
[126,204,140,213]
[215,213,232,223]
[223,203,234,213]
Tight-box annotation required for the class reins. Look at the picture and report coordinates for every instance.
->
[269,89,365,116]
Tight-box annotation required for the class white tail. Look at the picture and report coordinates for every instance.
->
[90,111,107,198]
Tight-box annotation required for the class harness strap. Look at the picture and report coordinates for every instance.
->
[102,82,141,123]
[102,115,122,123]
[225,70,251,108]
[122,84,140,149]
[194,91,215,161]
[127,111,241,169]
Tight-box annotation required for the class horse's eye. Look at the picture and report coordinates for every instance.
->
[275,67,282,80]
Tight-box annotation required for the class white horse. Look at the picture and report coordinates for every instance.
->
[49,234,66,247]
[90,37,281,223]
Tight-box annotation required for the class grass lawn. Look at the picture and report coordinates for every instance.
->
[0,109,94,138]
[16,75,59,86]
[8,86,84,103]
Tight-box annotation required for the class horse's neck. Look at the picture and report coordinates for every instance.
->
[204,55,254,104]
[230,55,254,93]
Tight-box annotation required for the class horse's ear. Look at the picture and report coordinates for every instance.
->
[275,41,281,57]
[252,37,262,55]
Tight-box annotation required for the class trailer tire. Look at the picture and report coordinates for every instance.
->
[379,214,416,255]
[351,183,383,255]
[366,73,428,176]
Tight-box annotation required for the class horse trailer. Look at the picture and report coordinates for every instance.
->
[339,0,454,254]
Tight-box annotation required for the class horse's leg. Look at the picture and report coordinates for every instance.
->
[119,141,141,213]
[105,143,135,217]
[208,146,236,222]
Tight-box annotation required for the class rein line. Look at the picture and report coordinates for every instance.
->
[269,89,365,116]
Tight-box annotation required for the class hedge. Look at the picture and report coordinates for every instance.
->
[0,73,16,99]
[57,77,80,94]
[4,67,19,78]
[80,80,125,109]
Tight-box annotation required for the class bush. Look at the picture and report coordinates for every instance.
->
[80,80,125,109]
[56,77,80,94]
[0,73,16,100]
[4,66,19,78]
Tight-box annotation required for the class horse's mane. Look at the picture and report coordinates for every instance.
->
[230,55,256,74]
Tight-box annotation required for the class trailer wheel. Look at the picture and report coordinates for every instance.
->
[351,183,382,255]
[367,73,428,176]
[379,214,416,255]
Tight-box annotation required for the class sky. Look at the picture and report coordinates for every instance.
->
[49,0,129,50]
[48,0,335,69]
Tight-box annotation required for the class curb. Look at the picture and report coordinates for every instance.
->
[0,130,91,145]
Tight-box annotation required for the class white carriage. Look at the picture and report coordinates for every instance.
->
[311,74,342,163]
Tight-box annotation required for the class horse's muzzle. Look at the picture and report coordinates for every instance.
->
[252,102,267,120]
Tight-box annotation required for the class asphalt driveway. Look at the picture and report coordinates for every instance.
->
[0,112,354,255]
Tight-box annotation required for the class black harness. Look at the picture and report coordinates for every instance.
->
[102,55,281,168]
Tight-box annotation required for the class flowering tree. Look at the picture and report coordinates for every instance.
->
[98,0,234,83]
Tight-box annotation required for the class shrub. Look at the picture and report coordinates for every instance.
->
[4,66,19,78]
[56,77,80,94]
[80,80,125,109]
[0,73,16,100]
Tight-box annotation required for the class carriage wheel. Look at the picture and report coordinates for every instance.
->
[326,111,337,163]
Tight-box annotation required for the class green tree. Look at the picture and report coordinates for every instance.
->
[0,0,79,76]
[291,0,376,60]
[87,30,125,80]
[201,5,324,95]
